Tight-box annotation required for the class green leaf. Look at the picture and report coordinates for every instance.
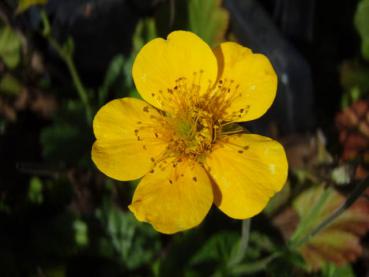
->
[73,219,89,247]
[264,182,291,215]
[188,0,229,46]
[290,185,369,271]
[321,264,355,277]
[0,26,22,68]
[128,18,158,99]
[190,231,239,267]
[16,0,48,14]
[340,61,369,107]
[289,186,331,245]
[40,100,93,166]
[28,177,43,204]
[355,0,369,60]
[133,18,158,53]
[0,73,23,96]
[98,55,126,104]
[96,200,161,270]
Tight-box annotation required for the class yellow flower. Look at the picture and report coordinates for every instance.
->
[92,31,288,234]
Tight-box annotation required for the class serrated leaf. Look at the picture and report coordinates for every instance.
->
[96,200,160,270]
[190,231,239,267]
[188,0,229,47]
[292,186,369,271]
[16,0,48,14]
[355,0,369,60]
[0,26,22,68]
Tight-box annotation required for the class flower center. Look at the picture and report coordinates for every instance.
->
[147,71,247,160]
[166,106,218,159]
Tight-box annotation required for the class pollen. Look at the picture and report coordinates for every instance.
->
[148,72,247,161]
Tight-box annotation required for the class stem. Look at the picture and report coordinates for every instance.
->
[292,175,369,248]
[228,219,251,267]
[230,252,281,275]
[40,10,93,124]
[289,186,330,245]
[64,55,93,122]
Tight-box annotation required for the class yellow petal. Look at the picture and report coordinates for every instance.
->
[213,42,277,122]
[132,30,218,112]
[129,158,213,234]
[92,98,167,181]
[205,134,288,219]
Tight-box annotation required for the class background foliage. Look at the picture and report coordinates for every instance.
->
[1,0,369,276]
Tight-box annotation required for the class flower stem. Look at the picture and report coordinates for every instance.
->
[228,219,251,267]
[40,10,93,124]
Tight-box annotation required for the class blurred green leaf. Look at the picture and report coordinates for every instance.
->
[264,182,291,215]
[40,100,92,166]
[340,61,369,108]
[98,55,126,104]
[321,264,355,277]
[42,266,66,277]
[96,200,160,270]
[190,231,238,268]
[128,18,158,99]
[355,0,369,60]
[73,219,89,247]
[157,229,203,276]
[16,0,48,14]
[28,177,43,204]
[133,18,158,53]
[97,18,157,103]
[0,26,22,68]
[340,61,369,92]
[188,0,229,46]
[0,198,10,214]
[231,252,281,276]
[0,74,23,96]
